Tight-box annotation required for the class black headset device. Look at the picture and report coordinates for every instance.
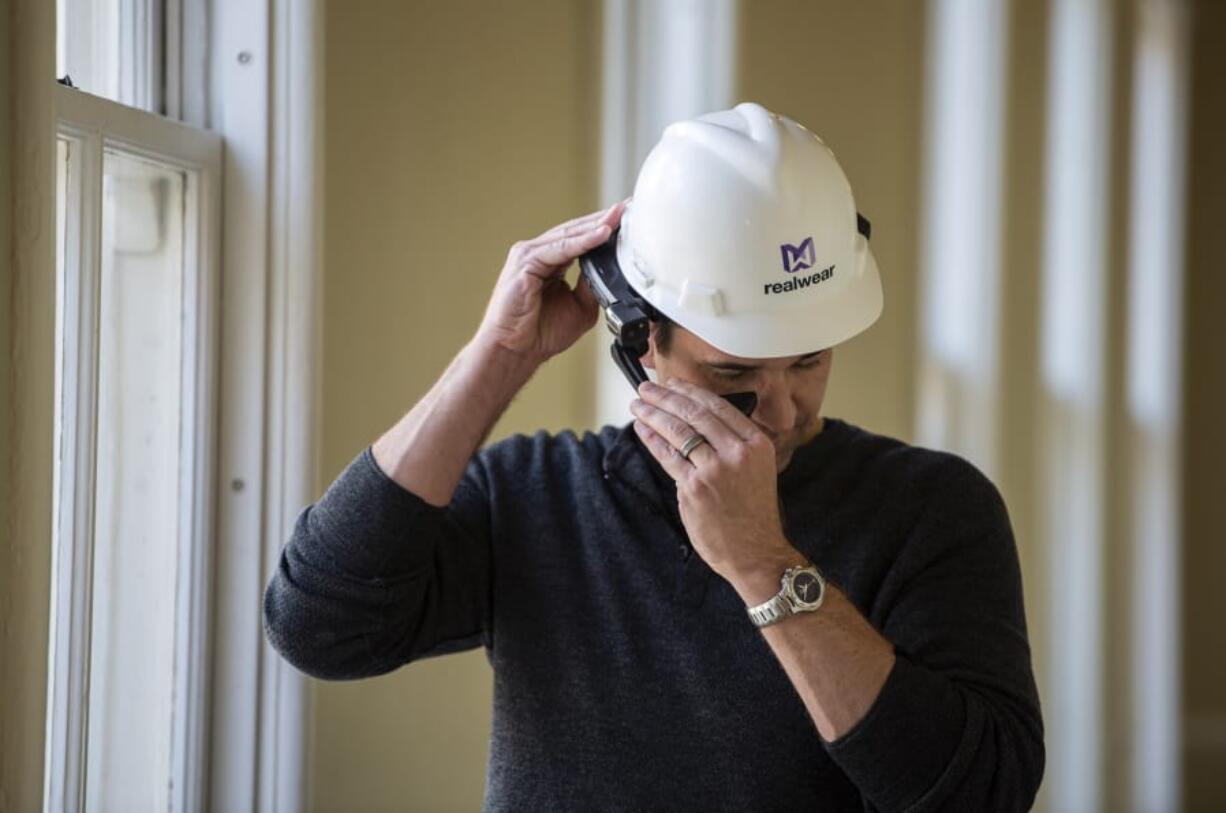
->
[578,229,758,418]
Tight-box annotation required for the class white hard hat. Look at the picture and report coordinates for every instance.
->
[615,102,883,359]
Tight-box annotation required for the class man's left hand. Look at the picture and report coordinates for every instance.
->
[630,379,800,589]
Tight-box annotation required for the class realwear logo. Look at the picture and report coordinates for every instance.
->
[764,264,835,295]
[780,237,815,273]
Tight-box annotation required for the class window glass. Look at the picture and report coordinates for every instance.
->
[57,0,160,111]
[82,149,186,811]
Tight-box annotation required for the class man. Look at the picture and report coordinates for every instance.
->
[264,103,1044,811]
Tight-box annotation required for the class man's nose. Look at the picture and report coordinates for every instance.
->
[750,376,796,437]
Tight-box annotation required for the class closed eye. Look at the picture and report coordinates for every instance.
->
[710,367,749,380]
[793,351,827,371]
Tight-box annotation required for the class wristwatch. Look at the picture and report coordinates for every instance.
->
[746,562,827,628]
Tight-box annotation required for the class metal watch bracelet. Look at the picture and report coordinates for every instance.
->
[746,563,826,628]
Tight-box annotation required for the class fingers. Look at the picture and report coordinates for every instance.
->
[632,419,693,481]
[510,200,627,281]
[533,211,607,245]
[598,197,629,229]
[524,223,611,273]
[502,200,628,293]
[630,380,743,460]
[661,378,761,442]
[532,199,627,246]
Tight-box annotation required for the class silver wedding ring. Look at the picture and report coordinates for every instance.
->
[678,432,708,461]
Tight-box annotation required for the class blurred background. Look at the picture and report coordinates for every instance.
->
[319,0,1223,810]
[1,0,1222,811]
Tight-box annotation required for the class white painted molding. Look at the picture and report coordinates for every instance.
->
[207,0,321,810]
[1124,1,1189,809]
[915,0,1008,478]
[207,0,272,808]
[43,111,103,813]
[258,0,324,811]
[1039,1,1114,810]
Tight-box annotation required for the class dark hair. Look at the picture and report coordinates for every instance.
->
[652,313,676,354]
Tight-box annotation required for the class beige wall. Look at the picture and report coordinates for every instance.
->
[1,1,11,569]
[316,1,600,809]
[0,0,13,790]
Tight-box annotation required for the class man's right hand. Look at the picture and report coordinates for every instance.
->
[475,201,628,365]
[372,201,626,505]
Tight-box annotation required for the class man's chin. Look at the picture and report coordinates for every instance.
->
[776,419,823,472]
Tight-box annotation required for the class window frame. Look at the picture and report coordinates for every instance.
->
[46,83,222,813]
[38,1,321,809]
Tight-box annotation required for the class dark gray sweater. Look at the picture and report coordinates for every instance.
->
[264,418,1044,811]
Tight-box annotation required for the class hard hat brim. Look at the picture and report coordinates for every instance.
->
[645,246,884,359]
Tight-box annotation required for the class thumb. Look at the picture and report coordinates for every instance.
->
[574,274,599,313]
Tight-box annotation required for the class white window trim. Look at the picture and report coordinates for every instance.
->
[4,0,318,808]
[1039,1,1114,810]
[36,0,322,809]
[208,0,321,810]
[262,0,323,809]
[1124,1,1188,809]
[46,83,223,813]
[915,0,1008,477]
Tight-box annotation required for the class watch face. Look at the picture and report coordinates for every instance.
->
[791,571,822,605]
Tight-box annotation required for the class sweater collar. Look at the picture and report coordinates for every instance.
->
[602,423,681,523]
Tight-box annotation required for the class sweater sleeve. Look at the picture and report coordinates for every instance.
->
[262,446,493,680]
[823,460,1045,812]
